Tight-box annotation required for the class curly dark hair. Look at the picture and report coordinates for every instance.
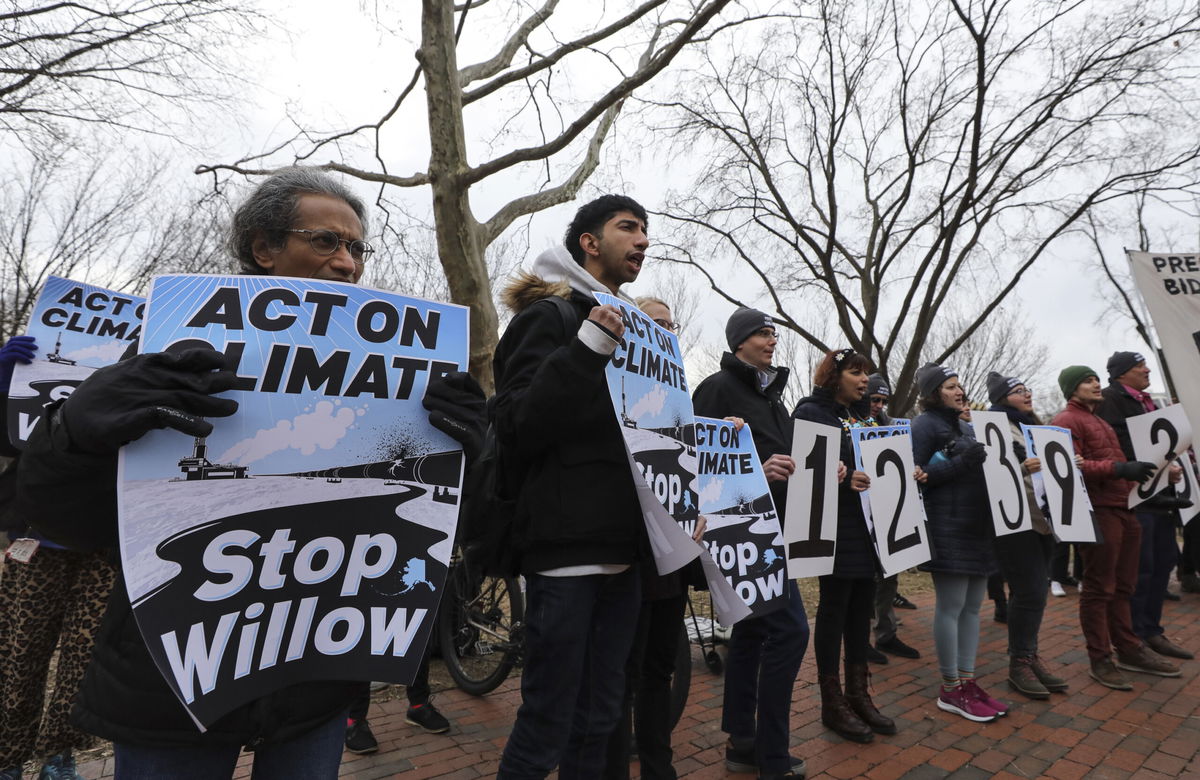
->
[563,194,648,266]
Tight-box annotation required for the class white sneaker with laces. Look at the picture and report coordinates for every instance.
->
[1050,581,1066,597]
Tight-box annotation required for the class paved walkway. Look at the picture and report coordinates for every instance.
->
[79,584,1200,779]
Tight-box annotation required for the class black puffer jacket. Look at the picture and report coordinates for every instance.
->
[16,402,359,749]
[691,352,792,516]
[911,406,996,576]
[492,270,643,575]
[791,387,878,579]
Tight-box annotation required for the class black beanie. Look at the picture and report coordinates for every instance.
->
[726,308,774,352]
[986,371,1022,404]
[916,363,958,398]
[867,374,890,399]
[1106,350,1145,380]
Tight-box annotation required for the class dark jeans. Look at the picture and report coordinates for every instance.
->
[814,576,874,674]
[992,531,1053,657]
[603,593,687,780]
[1079,508,1142,663]
[1131,511,1179,640]
[872,574,898,644]
[1182,516,1200,576]
[347,649,432,721]
[113,710,346,780]
[498,568,641,780]
[1050,541,1082,582]
[721,579,809,774]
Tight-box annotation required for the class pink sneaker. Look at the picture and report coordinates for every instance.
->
[961,679,1008,716]
[937,685,997,722]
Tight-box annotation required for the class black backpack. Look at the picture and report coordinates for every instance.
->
[461,295,580,577]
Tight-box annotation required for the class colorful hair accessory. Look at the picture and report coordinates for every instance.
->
[832,348,855,365]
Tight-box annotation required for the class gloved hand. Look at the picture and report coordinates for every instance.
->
[1114,460,1156,485]
[422,371,486,462]
[58,348,239,454]
[950,438,987,465]
[0,335,37,394]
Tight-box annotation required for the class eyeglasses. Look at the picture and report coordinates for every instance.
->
[869,395,888,404]
[653,317,679,332]
[1008,387,1032,396]
[286,229,375,264]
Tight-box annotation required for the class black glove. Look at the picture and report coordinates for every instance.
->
[949,438,987,465]
[423,371,486,462]
[1114,460,1156,485]
[59,348,239,454]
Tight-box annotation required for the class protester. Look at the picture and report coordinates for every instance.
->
[984,372,1069,699]
[344,654,451,756]
[911,364,1006,722]
[1094,351,1193,661]
[492,196,649,779]
[863,375,921,665]
[1051,366,1180,689]
[692,308,808,778]
[15,167,486,779]
[1049,542,1081,597]
[792,350,900,743]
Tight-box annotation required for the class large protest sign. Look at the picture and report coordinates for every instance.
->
[851,426,931,577]
[117,275,468,729]
[1022,425,1098,543]
[695,417,787,618]
[782,419,841,577]
[8,276,144,449]
[593,293,749,626]
[1127,251,1200,438]
[971,411,1034,537]
[1174,454,1200,526]
[1125,404,1193,509]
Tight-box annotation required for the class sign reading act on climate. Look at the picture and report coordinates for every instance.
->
[117,275,468,729]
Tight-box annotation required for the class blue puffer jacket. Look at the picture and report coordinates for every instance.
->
[911,406,996,576]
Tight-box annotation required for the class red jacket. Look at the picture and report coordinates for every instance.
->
[1051,399,1134,508]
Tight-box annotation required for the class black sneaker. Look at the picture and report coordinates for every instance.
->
[893,593,917,610]
[867,644,889,665]
[725,742,804,776]
[877,636,920,659]
[345,718,379,754]
[406,701,451,734]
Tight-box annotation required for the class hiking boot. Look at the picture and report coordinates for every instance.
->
[345,718,379,754]
[866,644,889,665]
[38,752,85,780]
[818,673,874,743]
[406,700,451,733]
[1030,656,1068,692]
[845,662,896,735]
[1116,647,1182,677]
[1008,656,1050,700]
[893,593,917,610]
[1146,634,1194,660]
[1088,659,1132,690]
[1181,573,1200,594]
[936,685,997,722]
[877,636,920,659]
[961,679,1008,716]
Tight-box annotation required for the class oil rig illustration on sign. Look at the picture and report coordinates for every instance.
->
[175,437,249,480]
[45,331,77,366]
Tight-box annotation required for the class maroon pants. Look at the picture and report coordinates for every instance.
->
[1078,507,1141,662]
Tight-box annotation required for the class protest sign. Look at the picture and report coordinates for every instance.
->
[593,293,749,626]
[851,427,931,577]
[117,275,468,729]
[1174,453,1200,526]
[971,410,1034,537]
[1125,404,1193,509]
[695,417,787,618]
[1127,251,1200,438]
[782,419,841,577]
[1022,425,1098,543]
[7,276,144,449]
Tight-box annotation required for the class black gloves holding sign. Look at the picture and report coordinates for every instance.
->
[422,371,486,462]
[1114,460,1157,485]
[56,348,239,454]
[948,437,987,466]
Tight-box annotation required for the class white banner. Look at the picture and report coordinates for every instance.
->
[1126,404,1194,508]
[853,430,931,577]
[971,411,1033,537]
[1127,250,1200,437]
[782,419,841,577]
[1022,425,1098,543]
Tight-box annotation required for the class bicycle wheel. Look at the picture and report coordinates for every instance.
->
[668,621,692,728]
[437,560,524,696]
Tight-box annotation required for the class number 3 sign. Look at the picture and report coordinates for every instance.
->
[852,428,932,577]
[1022,425,1099,543]
[971,411,1033,537]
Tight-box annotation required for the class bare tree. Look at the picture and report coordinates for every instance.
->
[649,0,1200,412]
[198,0,759,389]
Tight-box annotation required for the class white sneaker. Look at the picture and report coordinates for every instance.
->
[1050,581,1066,597]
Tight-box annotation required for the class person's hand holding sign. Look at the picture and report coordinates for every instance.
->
[762,454,796,482]
[850,470,871,492]
[588,304,625,341]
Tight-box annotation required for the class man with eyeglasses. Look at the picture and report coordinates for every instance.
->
[15,167,485,779]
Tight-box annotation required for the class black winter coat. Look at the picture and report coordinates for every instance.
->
[691,353,793,516]
[911,406,996,576]
[492,280,643,575]
[791,387,878,579]
[16,403,359,749]
[1096,381,1179,515]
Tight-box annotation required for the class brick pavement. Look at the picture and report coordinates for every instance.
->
[77,584,1200,779]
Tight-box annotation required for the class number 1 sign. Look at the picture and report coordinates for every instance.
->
[1022,425,1098,543]
[852,428,932,577]
[971,411,1033,537]
[783,419,841,577]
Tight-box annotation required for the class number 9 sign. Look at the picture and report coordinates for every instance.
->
[852,429,932,577]
[1022,425,1099,543]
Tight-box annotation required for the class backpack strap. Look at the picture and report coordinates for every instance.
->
[541,293,580,344]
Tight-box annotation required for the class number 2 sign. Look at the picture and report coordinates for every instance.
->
[1126,404,1194,509]
[1022,425,1098,543]
[971,411,1033,537]
[852,428,932,577]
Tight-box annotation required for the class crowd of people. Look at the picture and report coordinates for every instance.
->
[0,167,1195,780]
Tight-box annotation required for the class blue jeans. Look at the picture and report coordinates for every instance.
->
[113,710,346,780]
[498,567,641,780]
[1131,510,1178,640]
[720,579,809,774]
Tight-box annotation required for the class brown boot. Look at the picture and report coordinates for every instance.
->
[818,672,874,743]
[1008,656,1050,700]
[844,662,897,735]
[1029,656,1068,692]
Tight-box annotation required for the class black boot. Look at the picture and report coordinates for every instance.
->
[844,662,896,735]
[818,672,874,743]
